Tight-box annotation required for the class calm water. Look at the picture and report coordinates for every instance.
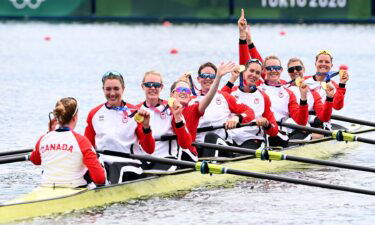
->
[1,22,375,224]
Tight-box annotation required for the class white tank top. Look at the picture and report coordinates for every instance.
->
[261,84,290,122]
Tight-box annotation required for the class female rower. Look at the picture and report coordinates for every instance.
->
[84,71,155,183]
[191,62,255,156]
[286,57,334,137]
[304,50,349,111]
[30,97,106,188]
[175,61,243,157]
[261,56,309,147]
[137,71,192,170]
[287,58,334,121]
[221,59,279,149]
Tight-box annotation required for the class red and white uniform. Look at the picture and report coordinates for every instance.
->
[84,102,155,155]
[137,100,192,158]
[182,103,204,156]
[260,84,308,125]
[288,85,333,122]
[222,84,279,145]
[238,39,287,85]
[30,129,105,187]
[192,92,255,143]
[304,75,346,110]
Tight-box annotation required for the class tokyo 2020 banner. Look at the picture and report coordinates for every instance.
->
[0,0,371,20]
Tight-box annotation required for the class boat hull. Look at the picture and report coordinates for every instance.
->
[0,140,358,224]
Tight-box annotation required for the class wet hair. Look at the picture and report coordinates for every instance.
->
[142,70,163,84]
[102,71,125,88]
[287,57,305,68]
[170,80,190,93]
[52,97,78,126]
[264,55,282,67]
[315,51,333,63]
[198,62,217,75]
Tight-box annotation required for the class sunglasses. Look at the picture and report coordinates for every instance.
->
[143,82,162,88]
[173,87,192,95]
[265,66,282,71]
[198,73,216,79]
[102,71,124,83]
[246,58,263,67]
[288,65,303,73]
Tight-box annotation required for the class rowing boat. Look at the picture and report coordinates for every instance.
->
[0,126,372,224]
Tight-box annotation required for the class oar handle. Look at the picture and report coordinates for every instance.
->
[156,121,257,141]
[0,149,33,157]
[0,154,29,164]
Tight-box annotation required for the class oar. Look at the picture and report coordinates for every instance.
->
[309,111,375,127]
[0,149,33,157]
[193,142,375,173]
[98,150,375,196]
[157,122,256,141]
[0,155,29,164]
[280,122,375,145]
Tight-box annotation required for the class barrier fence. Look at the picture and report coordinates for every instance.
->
[1,0,374,23]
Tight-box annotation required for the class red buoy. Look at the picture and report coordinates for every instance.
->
[279,31,286,36]
[44,36,51,41]
[163,21,172,27]
[170,48,178,54]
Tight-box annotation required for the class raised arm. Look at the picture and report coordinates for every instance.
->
[198,61,236,114]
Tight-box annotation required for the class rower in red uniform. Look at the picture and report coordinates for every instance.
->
[84,71,155,183]
[260,56,309,147]
[286,57,334,134]
[137,71,192,170]
[221,59,279,149]
[237,9,286,85]
[189,61,255,156]
[173,61,245,158]
[303,51,349,130]
[30,97,106,188]
[304,50,349,111]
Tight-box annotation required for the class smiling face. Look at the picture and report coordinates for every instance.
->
[142,73,163,103]
[264,58,283,83]
[197,66,216,93]
[170,81,191,106]
[315,54,333,74]
[243,63,262,86]
[288,61,305,80]
[103,78,124,107]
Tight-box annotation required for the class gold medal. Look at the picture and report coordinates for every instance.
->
[321,82,327,90]
[134,113,144,123]
[168,97,176,107]
[295,77,302,87]
[239,65,246,73]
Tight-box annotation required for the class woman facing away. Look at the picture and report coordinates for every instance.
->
[30,97,106,188]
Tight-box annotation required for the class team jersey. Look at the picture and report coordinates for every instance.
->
[191,91,255,143]
[288,85,333,122]
[84,102,155,155]
[30,129,105,187]
[137,100,192,158]
[260,83,309,125]
[221,84,279,145]
[181,103,204,155]
[304,75,346,110]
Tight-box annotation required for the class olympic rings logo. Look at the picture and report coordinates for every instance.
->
[9,0,46,9]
